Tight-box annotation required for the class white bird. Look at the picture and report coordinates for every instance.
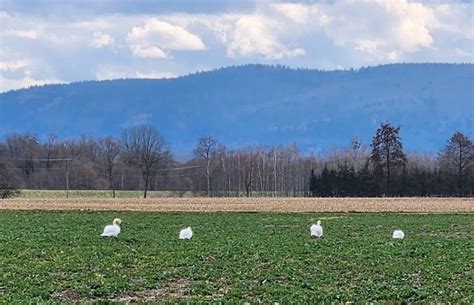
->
[100,218,122,237]
[310,221,323,238]
[179,227,193,239]
[392,229,405,239]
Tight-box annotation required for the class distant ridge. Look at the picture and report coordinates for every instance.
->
[3,63,470,93]
[1,63,473,156]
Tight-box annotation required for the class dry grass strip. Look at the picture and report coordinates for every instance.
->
[1,197,473,213]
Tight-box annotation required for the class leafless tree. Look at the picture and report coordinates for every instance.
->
[0,147,20,199]
[237,148,259,197]
[0,130,471,197]
[5,133,40,187]
[45,134,57,170]
[122,124,169,198]
[193,136,219,196]
[215,144,229,196]
[438,131,473,196]
[98,136,122,198]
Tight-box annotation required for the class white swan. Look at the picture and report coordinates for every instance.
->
[101,218,122,237]
[179,227,193,239]
[392,229,404,239]
[310,221,323,238]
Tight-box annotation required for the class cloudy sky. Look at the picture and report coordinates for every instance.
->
[0,0,472,92]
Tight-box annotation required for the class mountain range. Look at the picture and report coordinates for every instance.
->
[1,63,473,158]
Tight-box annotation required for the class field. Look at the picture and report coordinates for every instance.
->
[0,211,472,303]
[1,198,473,302]
[1,197,473,213]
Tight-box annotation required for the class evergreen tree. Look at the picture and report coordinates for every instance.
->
[338,161,357,196]
[320,166,333,196]
[357,161,378,197]
[370,123,407,196]
[309,169,319,197]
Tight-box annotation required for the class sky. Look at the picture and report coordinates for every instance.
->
[0,0,473,92]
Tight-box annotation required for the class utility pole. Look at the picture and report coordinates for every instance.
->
[0,157,73,197]
[65,159,69,198]
[273,151,277,197]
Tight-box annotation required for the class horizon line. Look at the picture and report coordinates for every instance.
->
[1,61,472,94]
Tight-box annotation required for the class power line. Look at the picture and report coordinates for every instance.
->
[157,165,201,171]
[1,157,199,170]
[156,173,202,178]
[10,166,202,178]
[10,167,65,171]
[102,173,202,179]
[0,157,73,162]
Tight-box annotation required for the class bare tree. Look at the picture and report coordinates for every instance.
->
[5,133,39,187]
[122,124,169,198]
[238,148,258,197]
[0,129,471,197]
[0,154,20,199]
[45,134,57,170]
[272,149,278,197]
[98,136,122,198]
[193,136,219,196]
[370,123,407,196]
[217,144,229,196]
[438,131,473,196]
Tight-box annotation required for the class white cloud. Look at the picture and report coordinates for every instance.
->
[0,1,472,92]
[0,12,39,39]
[95,67,175,80]
[0,11,10,19]
[127,18,205,58]
[384,1,435,51]
[433,3,473,39]
[454,47,473,58]
[271,3,312,24]
[135,71,175,79]
[0,75,63,92]
[0,68,64,92]
[130,45,168,59]
[72,19,113,31]
[1,29,38,39]
[0,59,29,71]
[217,14,305,59]
[90,32,114,48]
[0,54,65,92]
[311,0,437,60]
[266,1,444,61]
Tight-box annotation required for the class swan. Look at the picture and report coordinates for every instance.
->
[310,221,323,238]
[179,227,193,239]
[100,218,122,237]
[392,229,404,239]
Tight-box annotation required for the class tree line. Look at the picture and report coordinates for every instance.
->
[0,123,473,198]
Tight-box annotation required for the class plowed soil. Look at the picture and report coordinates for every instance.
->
[1,197,473,213]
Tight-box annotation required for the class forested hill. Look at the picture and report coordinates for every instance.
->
[1,63,473,156]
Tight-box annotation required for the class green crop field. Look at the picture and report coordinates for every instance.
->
[0,211,472,303]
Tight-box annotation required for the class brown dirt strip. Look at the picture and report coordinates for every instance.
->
[0,197,473,213]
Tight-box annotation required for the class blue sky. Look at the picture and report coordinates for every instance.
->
[1,0,473,92]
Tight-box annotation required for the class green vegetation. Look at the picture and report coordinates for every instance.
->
[0,211,472,303]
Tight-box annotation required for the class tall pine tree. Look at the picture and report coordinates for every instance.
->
[370,123,407,196]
